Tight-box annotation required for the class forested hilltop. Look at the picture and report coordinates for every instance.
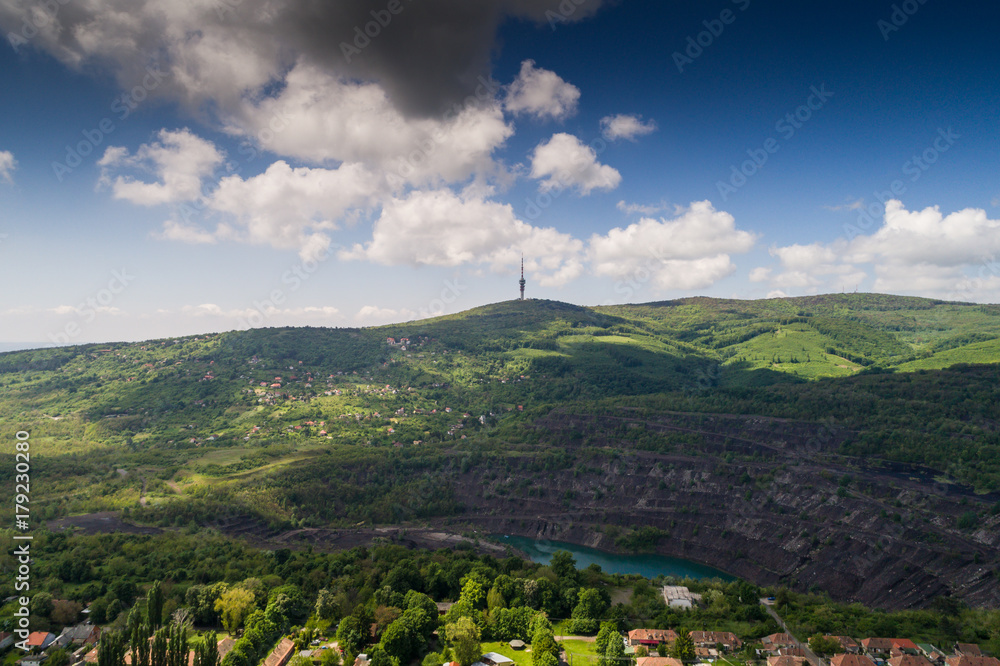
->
[2,293,1000,610]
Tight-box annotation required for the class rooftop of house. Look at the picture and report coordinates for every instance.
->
[637,657,684,666]
[956,646,985,658]
[831,654,877,666]
[887,654,935,666]
[765,634,797,646]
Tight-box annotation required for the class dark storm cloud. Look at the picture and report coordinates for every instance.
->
[0,0,607,117]
[275,0,607,117]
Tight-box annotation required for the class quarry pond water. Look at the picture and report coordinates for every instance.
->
[496,535,734,580]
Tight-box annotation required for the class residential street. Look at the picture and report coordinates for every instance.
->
[761,599,823,666]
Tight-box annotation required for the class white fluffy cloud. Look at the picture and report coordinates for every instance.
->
[529,133,621,195]
[765,243,866,291]
[588,201,757,290]
[99,129,223,206]
[354,305,418,325]
[0,0,601,196]
[601,114,657,141]
[617,200,668,216]
[206,160,383,261]
[4,1,800,302]
[755,200,1000,300]
[504,60,580,121]
[158,219,217,245]
[229,62,514,187]
[849,200,1000,267]
[178,304,342,330]
[99,129,386,261]
[0,150,16,183]
[0,0,599,190]
[342,188,583,286]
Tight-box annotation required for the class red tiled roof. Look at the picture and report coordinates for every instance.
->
[888,655,934,666]
[264,638,296,666]
[946,657,1000,666]
[832,654,876,666]
[26,633,53,647]
[217,638,236,659]
[893,640,920,651]
[628,629,678,644]
[956,646,984,658]
[764,634,796,647]
[637,658,683,666]
[691,631,741,648]
[780,647,808,658]
[768,656,804,666]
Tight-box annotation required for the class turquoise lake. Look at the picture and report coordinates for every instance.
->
[494,535,733,581]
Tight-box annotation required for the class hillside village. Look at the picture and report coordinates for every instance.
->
[5,583,998,666]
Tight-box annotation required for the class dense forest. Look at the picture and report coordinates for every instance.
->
[2,529,999,666]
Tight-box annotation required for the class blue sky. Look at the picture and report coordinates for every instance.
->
[1,0,999,346]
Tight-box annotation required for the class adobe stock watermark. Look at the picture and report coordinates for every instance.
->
[522,135,609,221]
[386,76,502,189]
[546,0,594,31]
[5,0,72,49]
[877,0,929,41]
[169,107,294,225]
[228,107,294,167]
[11,430,32,652]
[416,277,468,320]
[48,268,135,346]
[947,254,1000,303]
[52,62,168,182]
[236,245,339,330]
[672,0,752,73]
[686,362,723,395]
[800,417,840,457]
[841,127,959,240]
[211,0,244,20]
[340,0,414,63]
[602,250,669,304]
[716,84,834,202]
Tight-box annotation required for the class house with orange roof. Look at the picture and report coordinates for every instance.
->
[26,632,56,650]
[692,631,741,652]
[627,629,678,648]
[955,647,984,658]
[264,638,296,666]
[768,657,805,666]
[831,654,877,666]
[888,654,933,666]
[946,657,1000,666]
[216,637,236,660]
[862,639,896,656]
[762,634,796,654]
[637,658,683,666]
[826,637,861,654]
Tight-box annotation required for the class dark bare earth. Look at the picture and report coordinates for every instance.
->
[48,408,1000,611]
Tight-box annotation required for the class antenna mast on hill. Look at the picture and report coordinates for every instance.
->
[519,255,526,301]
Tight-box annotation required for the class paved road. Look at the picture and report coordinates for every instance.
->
[760,599,823,666]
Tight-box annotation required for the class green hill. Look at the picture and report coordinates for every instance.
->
[4,293,1000,493]
[2,293,1000,608]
